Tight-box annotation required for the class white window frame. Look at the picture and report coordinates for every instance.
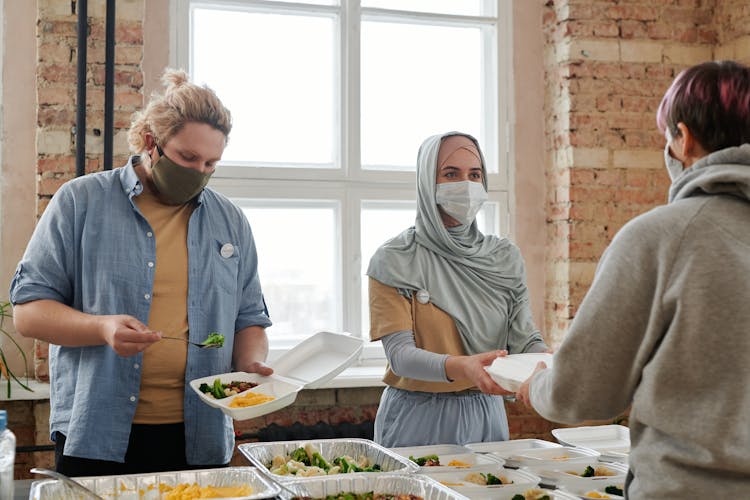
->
[170,0,513,361]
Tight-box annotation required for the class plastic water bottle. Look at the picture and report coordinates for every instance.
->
[0,410,14,500]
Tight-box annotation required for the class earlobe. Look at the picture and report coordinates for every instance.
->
[675,122,693,159]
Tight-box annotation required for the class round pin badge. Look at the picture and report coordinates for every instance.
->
[220,243,234,258]
[416,289,430,304]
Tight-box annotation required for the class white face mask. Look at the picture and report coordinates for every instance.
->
[435,180,488,226]
[664,129,685,182]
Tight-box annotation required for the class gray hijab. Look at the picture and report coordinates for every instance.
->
[366,132,528,355]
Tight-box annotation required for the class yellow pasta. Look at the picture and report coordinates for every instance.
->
[162,482,253,500]
[228,392,275,407]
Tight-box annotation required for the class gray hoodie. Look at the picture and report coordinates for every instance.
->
[530,145,750,498]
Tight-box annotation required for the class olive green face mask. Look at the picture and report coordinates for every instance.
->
[150,145,212,205]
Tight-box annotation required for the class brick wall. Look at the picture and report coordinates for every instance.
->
[540,0,741,344]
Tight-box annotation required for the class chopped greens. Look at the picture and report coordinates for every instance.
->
[581,465,596,477]
[270,445,383,476]
[604,485,624,496]
[198,378,258,399]
[201,332,225,348]
[481,472,504,485]
[408,454,440,466]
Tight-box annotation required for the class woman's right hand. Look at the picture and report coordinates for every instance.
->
[446,350,514,396]
[98,315,162,357]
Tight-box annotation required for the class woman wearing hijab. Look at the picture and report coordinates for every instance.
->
[367,132,548,447]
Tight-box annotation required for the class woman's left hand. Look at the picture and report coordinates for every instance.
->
[516,361,547,408]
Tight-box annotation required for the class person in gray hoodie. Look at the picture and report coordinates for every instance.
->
[517,60,750,497]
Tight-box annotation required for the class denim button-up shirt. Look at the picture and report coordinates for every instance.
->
[9,158,271,464]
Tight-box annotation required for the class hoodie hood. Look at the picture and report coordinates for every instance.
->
[669,144,750,203]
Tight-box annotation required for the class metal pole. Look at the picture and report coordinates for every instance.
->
[75,0,88,177]
[103,0,115,171]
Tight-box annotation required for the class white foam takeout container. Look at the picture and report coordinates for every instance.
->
[423,465,541,499]
[28,467,279,500]
[560,482,626,500]
[466,439,563,468]
[189,331,364,420]
[506,446,601,469]
[523,461,629,490]
[390,444,505,472]
[484,353,554,392]
[552,425,630,463]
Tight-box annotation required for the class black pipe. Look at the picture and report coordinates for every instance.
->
[75,0,88,177]
[103,0,115,171]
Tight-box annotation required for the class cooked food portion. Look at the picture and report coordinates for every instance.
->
[408,454,440,466]
[269,444,382,476]
[291,494,423,500]
[605,486,624,496]
[445,459,471,467]
[583,486,623,499]
[463,471,512,485]
[228,391,275,407]
[569,465,617,477]
[511,489,552,500]
[161,482,252,500]
[201,332,225,348]
[199,379,258,399]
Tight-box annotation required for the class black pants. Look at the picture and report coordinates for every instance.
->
[55,423,226,476]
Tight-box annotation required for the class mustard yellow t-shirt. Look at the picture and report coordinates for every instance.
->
[133,191,193,424]
[369,277,475,393]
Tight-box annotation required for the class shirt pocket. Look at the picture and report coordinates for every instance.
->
[208,239,240,296]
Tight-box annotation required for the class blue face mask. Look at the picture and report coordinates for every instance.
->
[664,130,685,182]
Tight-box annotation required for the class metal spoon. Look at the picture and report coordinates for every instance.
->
[30,468,106,500]
[161,336,222,349]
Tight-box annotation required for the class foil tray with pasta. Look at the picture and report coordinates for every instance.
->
[28,466,279,500]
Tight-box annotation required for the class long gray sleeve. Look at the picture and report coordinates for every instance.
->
[381,330,450,382]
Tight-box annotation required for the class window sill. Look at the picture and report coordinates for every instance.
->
[316,363,386,389]
[0,379,51,401]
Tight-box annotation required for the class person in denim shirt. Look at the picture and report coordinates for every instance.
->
[10,69,272,475]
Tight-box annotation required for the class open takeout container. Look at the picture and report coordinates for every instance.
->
[28,467,279,500]
[522,461,629,490]
[422,465,541,499]
[238,438,419,481]
[189,331,363,420]
[390,444,504,472]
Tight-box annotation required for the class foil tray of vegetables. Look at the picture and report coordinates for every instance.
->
[238,439,419,480]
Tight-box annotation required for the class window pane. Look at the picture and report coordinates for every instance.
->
[362,0,488,16]
[360,201,498,335]
[192,8,336,166]
[237,201,339,348]
[361,21,490,170]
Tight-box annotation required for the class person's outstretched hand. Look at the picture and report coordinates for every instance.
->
[446,350,514,396]
[243,360,274,377]
[516,361,547,409]
[99,314,161,357]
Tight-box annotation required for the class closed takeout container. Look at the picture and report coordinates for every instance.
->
[552,425,630,462]
[190,331,364,420]
[466,439,562,467]
[279,472,469,500]
[507,446,600,469]
[28,467,279,500]
[238,438,419,481]
[484,353,554,392]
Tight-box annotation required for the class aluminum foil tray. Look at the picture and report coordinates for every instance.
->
[278,472,469,500]
[238,438,419,480]
[28,467,279,500]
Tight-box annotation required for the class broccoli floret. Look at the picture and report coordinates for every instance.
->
[210,378,225,399]
[361,463,381,472]
[311,452,331,471]
[511,495,525,500]
[201,332,225,347]
[482,472,504,485]
[290,447,311,466]
[604,485,624,496]
[581,465,595,477]
[198,383,211,394]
